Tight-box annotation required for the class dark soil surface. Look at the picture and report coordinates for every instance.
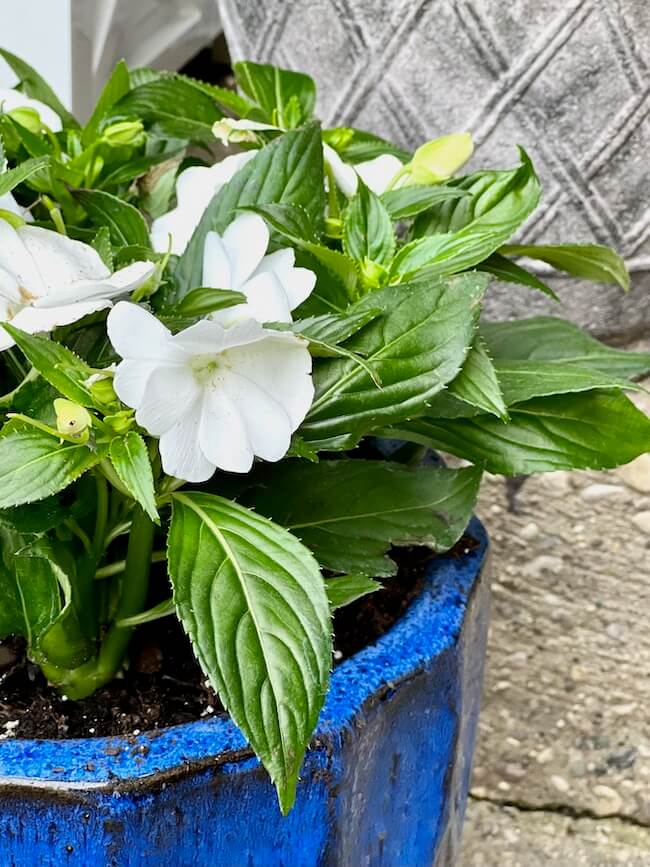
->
[0,536,477,741]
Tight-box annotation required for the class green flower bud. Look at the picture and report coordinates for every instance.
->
[101,120,145,148]
[408,133,474,185]
[8,107,42,134]
[360,257,388,290]
[103,410,134,435]
[54,399,92,440]
[88,376,118,408]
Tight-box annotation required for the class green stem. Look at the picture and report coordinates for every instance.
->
[95,550,166,580]
[50,507,155,699]
[64,518,93,555]
[93,471,109,555]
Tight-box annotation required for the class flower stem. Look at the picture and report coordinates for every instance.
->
[49,506,155,699]
[93,471,109,556]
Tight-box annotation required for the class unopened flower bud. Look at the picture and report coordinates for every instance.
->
[54,399,92,439]
[8,107,42,134]
[102,120,145,148]
[408,133,474,185]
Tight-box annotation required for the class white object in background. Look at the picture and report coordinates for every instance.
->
[0,0,221,120]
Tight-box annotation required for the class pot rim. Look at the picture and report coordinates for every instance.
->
[0,518,488,790]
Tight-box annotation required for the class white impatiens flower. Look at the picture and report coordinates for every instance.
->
[0,221,155,351]
[203,212,316,325]
[107,301,314,481]
[0,87,62,132]
[150,152,255,255]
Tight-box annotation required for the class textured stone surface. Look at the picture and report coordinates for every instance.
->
[459,800,650,866]
[453,370,650,864]
[217,0,650,338]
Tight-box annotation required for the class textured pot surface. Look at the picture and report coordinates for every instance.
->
[0,518,489,867]
[217,0,650,339]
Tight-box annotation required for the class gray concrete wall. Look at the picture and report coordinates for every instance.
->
[217,0,650,338]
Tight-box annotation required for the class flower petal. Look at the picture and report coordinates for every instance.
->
[323,144,358,197]
[222,213,269,289]
[198,389,254,473]
[226,271,294,325]
[150,153,255,255]
[150,166,215,255]
[107,301,180,362]
[170,316,266,355]
[0,191,31,221]
[252,248,316,311]
[135,364,199,436]
[19,226,109,298]
[221,369,293,463]
[34,261,156,309]
[223,332,314,429]
[10,299,113,336]
[355,154,404,195]
[159,401,216,482]
[113,359,159,408]
[0,219,45,296]
[202,231,231,288]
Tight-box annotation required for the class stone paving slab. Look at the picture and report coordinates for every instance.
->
[459,800,650,867]
[456,375,650,864]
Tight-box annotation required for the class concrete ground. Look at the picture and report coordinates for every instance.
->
[458,369,650,866]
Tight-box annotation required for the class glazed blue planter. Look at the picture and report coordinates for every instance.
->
[0,518,489,867]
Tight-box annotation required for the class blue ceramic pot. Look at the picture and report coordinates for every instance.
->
[0,517,489,867]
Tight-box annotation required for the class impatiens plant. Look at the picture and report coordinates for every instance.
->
[1,52,650,813]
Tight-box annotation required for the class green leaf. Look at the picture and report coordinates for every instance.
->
[343,180,395,267]
[0,475,94,534]
[14,540,94,668]
[3,326,95,406]
[449,336,508,420]
[172,123,325,302]
[326,574,381,610]
[172,287,247,318]
[249,460,481,577]
[290,309,381,349]
[396,150,540,280]
[391,390,650,475]
[300,273,488,449]
[168,491,331,814]
[82,59,131,145]
[178,74,258,118]
[109,432,159,523]
[495,361,638,405]
[13,543,60,648]
[112,75,222,144]
[0,49,78,128]
[0,155,50,196]
[240,202,316,244]
[478,252,558,300]
[73,189,151,248]
[481,317,650,379]
[501,243,630,292]
[92,225,114,270]
[0,525,27,638]
[234,61,316,128]
[380,184,468,220]
[0,421,103,508]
